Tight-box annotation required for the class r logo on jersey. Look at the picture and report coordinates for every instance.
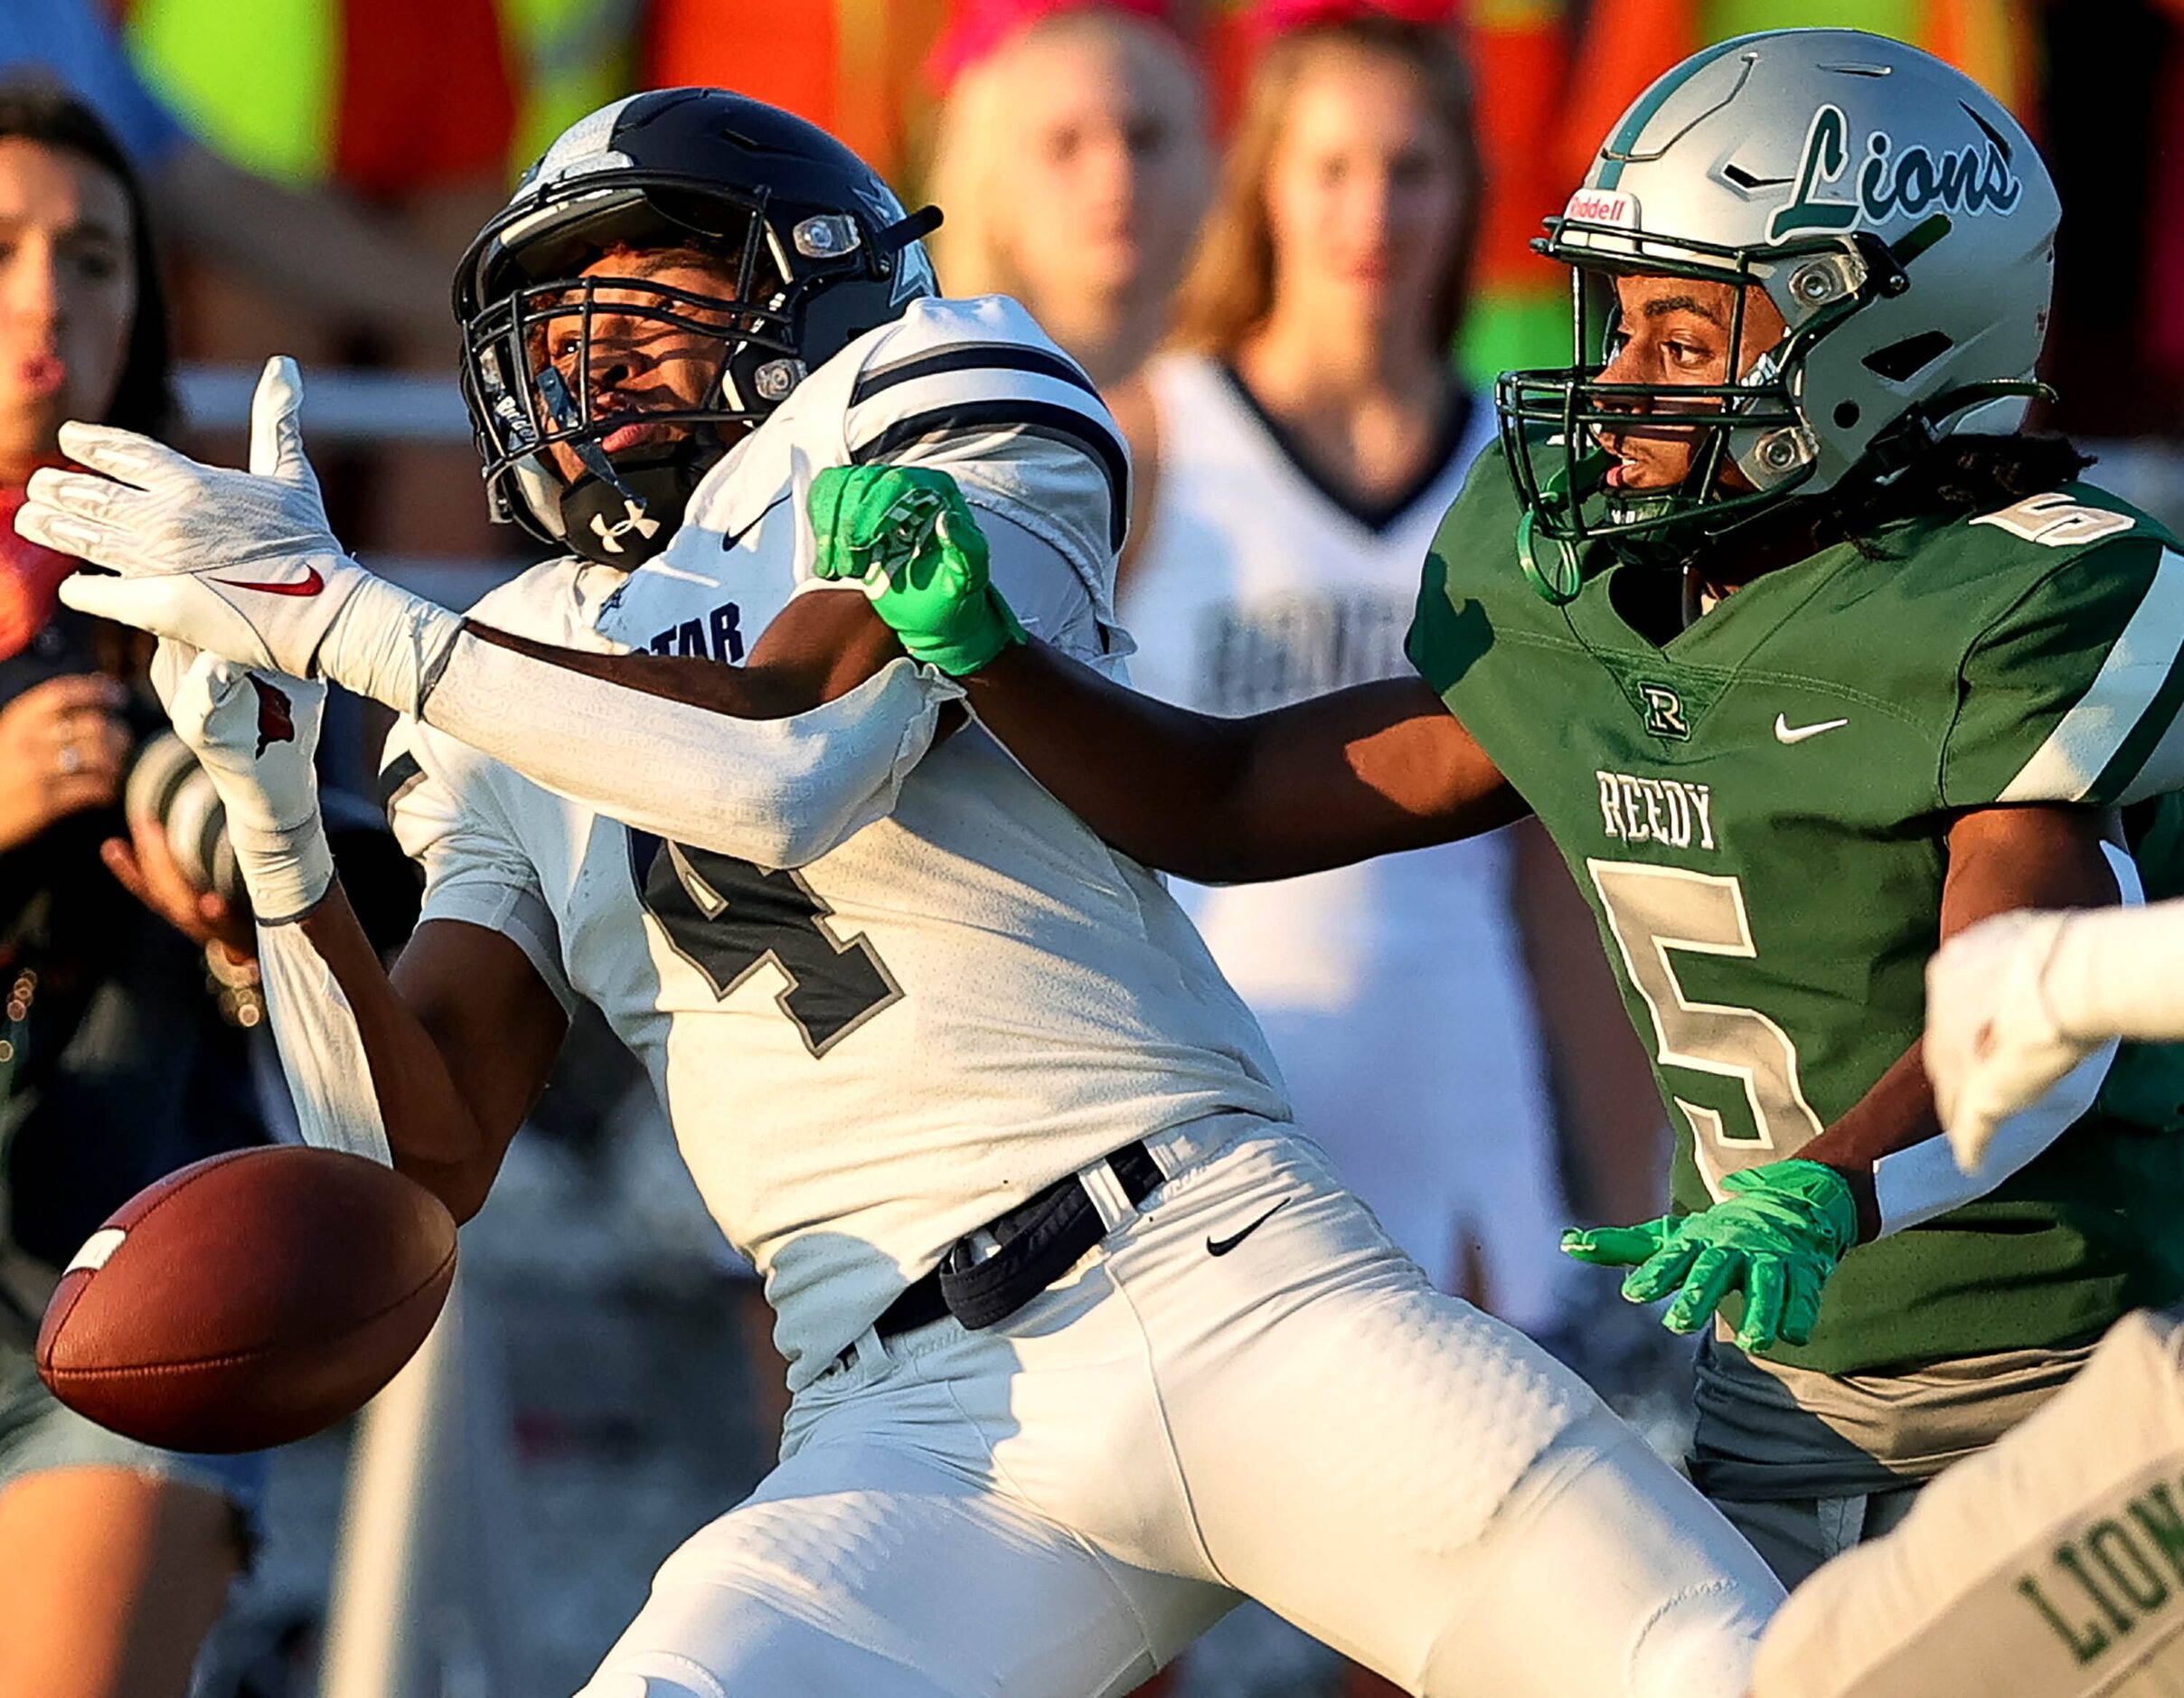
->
[1640,683,1691,741]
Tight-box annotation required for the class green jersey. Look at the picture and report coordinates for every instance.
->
[1407,450,2184,1377]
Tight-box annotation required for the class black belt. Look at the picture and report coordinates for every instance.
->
[877,1139,1165,1338]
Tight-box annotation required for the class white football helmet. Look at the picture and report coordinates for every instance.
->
[1498,29,2059,598]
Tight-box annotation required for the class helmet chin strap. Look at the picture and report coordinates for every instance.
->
[558,447,714,566]
[1858,379,2058,482]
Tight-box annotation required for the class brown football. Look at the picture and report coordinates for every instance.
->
[35,1146,457,1453]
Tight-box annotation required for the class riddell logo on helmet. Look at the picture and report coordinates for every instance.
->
[1767,103,2023,241]
[1565,190,1638,227]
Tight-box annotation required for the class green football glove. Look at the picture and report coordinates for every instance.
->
[1559,1158,1860,1354]
[807,465,1027,676]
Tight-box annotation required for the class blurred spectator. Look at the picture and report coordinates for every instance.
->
[0,0,447,343]
[0,83,259,1698]
[1135,0,1562,1367]
[926,0,1210,394]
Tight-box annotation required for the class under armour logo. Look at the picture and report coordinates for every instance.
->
[249,674,296,758]
[590,498,662,554]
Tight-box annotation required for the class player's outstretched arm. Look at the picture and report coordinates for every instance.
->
[809,465,1530,882]
[970,648,1522,882]
[151,645,564,1220]
[19,358,956,866]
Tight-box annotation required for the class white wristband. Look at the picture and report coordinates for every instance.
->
[155,652,339,925]
[317,570,466,717]
[228,808,334,926]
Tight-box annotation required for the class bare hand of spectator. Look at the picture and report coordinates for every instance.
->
[101,815,255,964]
[0,673,129,853]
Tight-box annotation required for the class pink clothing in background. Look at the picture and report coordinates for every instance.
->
[927,0,1181,88]
[0,484,79,662]
[1244,0,1461,44]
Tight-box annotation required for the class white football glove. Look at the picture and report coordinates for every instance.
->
[150,638,333,923]
[18,355,460,714]
[1924,909,2093,1171]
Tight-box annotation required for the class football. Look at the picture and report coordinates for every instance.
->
[35,1146,457,1454]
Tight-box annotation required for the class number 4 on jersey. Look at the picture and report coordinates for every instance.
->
[635,834,902,1057]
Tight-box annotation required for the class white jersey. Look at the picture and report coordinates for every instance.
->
[382,298,1287,1386]
[1123,352,1508,1005]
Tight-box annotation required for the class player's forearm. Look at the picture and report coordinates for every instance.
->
[1796,1045,1936,1241]
[287,890,516,1220]
[456,623,844,721]
[2040,896,2184,1042]
[1821,817,2133,1238]
[419,626,956,866]
[962,646,1521,882]
[958,642,1270,879]
[1808,942,2123,1244]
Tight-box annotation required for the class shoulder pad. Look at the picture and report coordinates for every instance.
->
[842,295,1128,555]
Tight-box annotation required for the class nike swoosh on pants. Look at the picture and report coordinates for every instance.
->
[1206,1197,1293,1257]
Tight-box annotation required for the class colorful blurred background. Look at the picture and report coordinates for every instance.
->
[7,2,2184,1694]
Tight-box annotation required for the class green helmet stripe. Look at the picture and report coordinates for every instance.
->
[1596,34,1765,191]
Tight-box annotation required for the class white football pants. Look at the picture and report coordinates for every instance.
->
[575,1123,1781,1697]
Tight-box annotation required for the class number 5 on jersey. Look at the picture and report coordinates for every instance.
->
[1586,859,1826,1196]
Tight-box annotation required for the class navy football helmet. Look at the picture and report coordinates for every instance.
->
[455,89,940,563]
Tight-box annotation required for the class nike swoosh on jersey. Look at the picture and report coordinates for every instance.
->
[1774,713,1850,744]
[720,492,790,552]
[212,566,325,597]
[1206,1196,1293,1257]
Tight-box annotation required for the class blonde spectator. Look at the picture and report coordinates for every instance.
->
[926,0,1210,391]
[1128,0,1568,1332]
